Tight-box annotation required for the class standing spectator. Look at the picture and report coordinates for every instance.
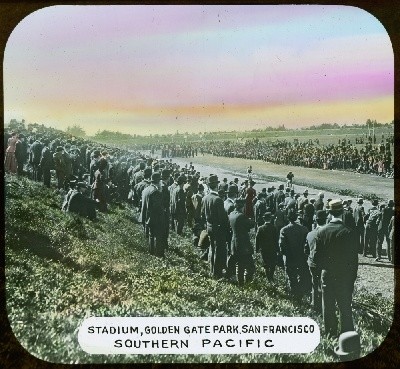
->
[92,158,108,213]
[314,192,325,211]
[29,137,43,181]
[304,210,327,314]
[376,201,394,262]
[224,184,238,279]
[314,199,358,337]
[363,199,380,258]
[342,200,356,230]
[388,211,395,265]
[256,212,279,283]
[229,199,255,286]
[160,169,171,249]
[244,180,256,219]
[274,184,286,212]
[4,132,18,174]
[279,209,310,299]
[139,172,165,257]
[201,175,229,279]
[15,133,28,176]
[254,193,267,232]
[39,139,53,188]
[170,175,186,235]
[353,198,365,254]
[303,198,316,231]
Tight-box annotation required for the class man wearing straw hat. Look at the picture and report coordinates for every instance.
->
[314,199,358,337]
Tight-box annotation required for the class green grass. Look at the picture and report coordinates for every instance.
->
[4,174,394,363]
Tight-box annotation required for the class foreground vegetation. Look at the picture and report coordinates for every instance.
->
[4,174,394,364]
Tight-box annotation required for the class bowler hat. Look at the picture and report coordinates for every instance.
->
[328,199,344,211]
[234,198,246,208]
[143,167,152,178]
[227,185,238,195]
[263,212,273,221]
[161,169,170,180]
[388,199,394,206]
[270,185,276,190]
[76,182,88,189]
[303,189,309,194]
[208,174,219,185]
[177,175,186,185]
[151,172,161,182]
[278,184,284,190]
[334,331,360,360]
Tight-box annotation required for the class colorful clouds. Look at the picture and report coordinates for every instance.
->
[4,5,393,135]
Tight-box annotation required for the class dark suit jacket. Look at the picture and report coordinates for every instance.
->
[229,210,254,256]
[170,186,186,220]
[139,184,164,227]
[201,191,228,230]
[314,219,358,280]
[279,222,309,266]
[256,222,279,259]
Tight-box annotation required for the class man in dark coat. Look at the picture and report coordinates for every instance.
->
[134,167,152,213]
[254,192,267,232]
[160,169,171,249]
[224,184,238,278]
[201,174,229,279]
[314,199,358,337]
[342,200,356,229]
[279,209,310,299]
[15,133,28,176]
[67,182,97,220]
[229,198,255,286]
[30,138,43,181]
[275,184,286,212]
[314,192,325,211]
[353,198,365,254]
[139,172,165,256]
[170,175,186,235]
[377,200,394,262]
[304,210,327,314]
[303,198,316,231]
[256,212,279,282]
[39,139,53,188]
[363,199,380,258]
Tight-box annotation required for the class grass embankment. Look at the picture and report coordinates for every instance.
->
[4,175,394,364]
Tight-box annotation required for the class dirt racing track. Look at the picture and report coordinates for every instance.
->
[162,153,395,300]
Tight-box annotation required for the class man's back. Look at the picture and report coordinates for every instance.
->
[314,220,358,278]
[202,192,228,228]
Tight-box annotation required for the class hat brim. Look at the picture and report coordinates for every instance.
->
[334,346,359,357]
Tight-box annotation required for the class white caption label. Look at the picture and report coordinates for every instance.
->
[78,317,320,354]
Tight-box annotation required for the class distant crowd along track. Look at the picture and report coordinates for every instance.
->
[148,152,394,210]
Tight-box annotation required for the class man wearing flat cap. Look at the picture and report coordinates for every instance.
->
[140,172,165,256]
[201,174,229,279]
[314,199,358,337]
[229,198,255,286]
[256,212,279,283]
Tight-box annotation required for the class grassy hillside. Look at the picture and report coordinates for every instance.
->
[4,174,394,364]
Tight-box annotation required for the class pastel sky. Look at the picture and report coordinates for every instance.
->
[4,5,394,135]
